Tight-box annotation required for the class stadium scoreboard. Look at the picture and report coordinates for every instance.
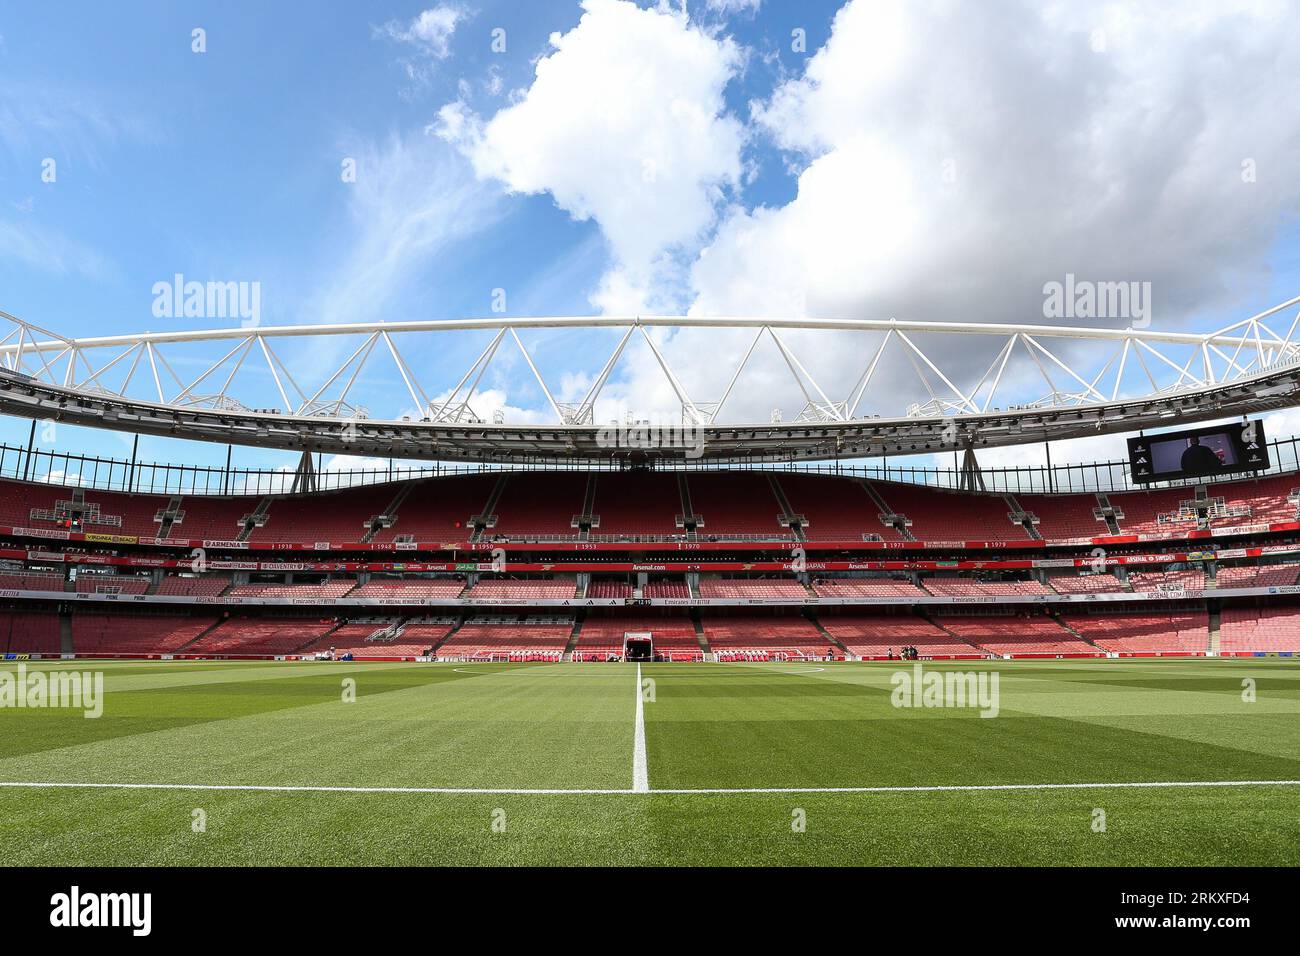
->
[1127,419,1269,484]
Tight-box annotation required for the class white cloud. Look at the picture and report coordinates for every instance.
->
[312,133,500,328]
[661,0,1300,423]
[320,453,394,474]
[715,0,1295,326]
[703,0,762,17]
[377,4,469,93]
[412,0,1300,438]
[281,132,502,396]
[483,63,505,97]
[378,5,466,60]
[427,386,550,426]
[438,0,745,313]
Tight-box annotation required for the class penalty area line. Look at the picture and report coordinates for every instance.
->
[0,779,1298,797]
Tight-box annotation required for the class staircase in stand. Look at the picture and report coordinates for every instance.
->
[562,619,584,661]
[862,479,916,541]
[469,476,508,543]
[572,474,599,541]
[362,483,415,543]
[1003,493,1042,540]
[1049,611,1103,651]
[807,611,848,657]
[675,474,702,533]
[769,475,807,541]
[921,611,989,655]
[1092,494,1123,534]
[291,621,346,655]
[237,496,275,542]
[691,610,711,655]
[428,617,468,656]
[172,617,230,654]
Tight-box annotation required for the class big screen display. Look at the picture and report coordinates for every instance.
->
[1127,420,1269,483]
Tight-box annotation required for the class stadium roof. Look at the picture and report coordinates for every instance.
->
[2,298,1299,464]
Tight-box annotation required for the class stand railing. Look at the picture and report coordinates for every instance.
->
[3,433,1300,497]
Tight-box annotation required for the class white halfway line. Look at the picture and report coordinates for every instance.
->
[0,780,1298,797]
[632,662,649,793]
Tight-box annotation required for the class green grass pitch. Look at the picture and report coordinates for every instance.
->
[1,658,1298,865]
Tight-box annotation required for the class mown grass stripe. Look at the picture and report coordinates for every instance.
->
[2,778,1298,796]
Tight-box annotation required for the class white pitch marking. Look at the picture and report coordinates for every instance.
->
[2,779,1298,797]
[632,662,649,793]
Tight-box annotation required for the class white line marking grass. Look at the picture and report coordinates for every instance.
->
[1,780,1297,797]
[632,662,649,793]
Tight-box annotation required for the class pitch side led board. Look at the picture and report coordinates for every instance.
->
[1127,420,1270,484]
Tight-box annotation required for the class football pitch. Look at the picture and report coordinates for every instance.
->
[1,658,1298,866]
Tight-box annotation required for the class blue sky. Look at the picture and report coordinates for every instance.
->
[0,1,834,327]
[2,0,1299,477]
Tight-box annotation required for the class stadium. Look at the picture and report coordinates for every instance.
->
[2,3,1298,912]
[1,303,1299,870]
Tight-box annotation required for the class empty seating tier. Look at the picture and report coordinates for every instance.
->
[819,614,979,658]
[350,579,465,599]
[588,472,682,537]
[72,613,216,655]
[812,579,926,598]
[685,473,786,538]
[167,496,259,541]
[937,615,1096,656]
[0,479,173,538]
[156,575,230,597]
[1211,564,1300,589]
[643,582,690,598]
[698,579,807,599]
[1017,492,1109,541]
[0,570,64,592]
[701,615,832,658]
[777,473,897,540]
[868,481,1022,542]
[490,473,589,538]
[186,617,336,655]
[1127,570,1206,592]
[1047,573,1128,594]
[3,471,1300,548]
[1218,607,1300,653]
[296,620,452,658]
[1062,611,1208,655]
[251,485,396,544]
[922,579,1052,597]
[436,623,572,659]
[587,581,633,598]
[228,580,358,599]
[0,609,62,653]
[370,474,499,543]
[469,579,576,600]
